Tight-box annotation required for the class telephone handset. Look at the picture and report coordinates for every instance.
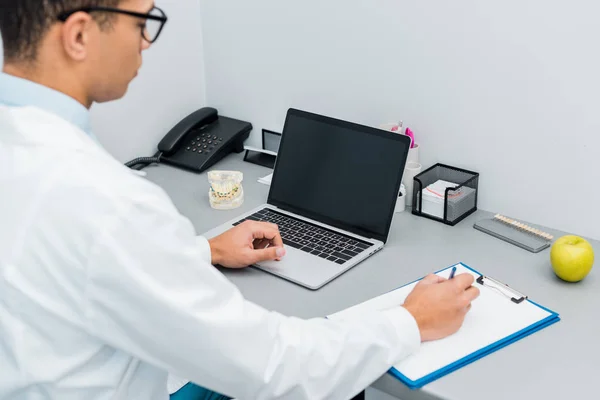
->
[126,107,252,173]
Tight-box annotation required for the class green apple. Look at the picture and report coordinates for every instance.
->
[550,235,594,282]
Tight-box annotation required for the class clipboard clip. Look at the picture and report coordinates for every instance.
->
[476,275,528,304]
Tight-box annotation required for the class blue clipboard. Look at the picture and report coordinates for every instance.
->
[386,263,560,389]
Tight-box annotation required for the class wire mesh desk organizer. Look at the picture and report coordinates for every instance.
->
[473,214,554,253]
[412,163,479,225]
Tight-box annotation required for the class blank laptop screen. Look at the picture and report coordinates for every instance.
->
[267,109,410,242]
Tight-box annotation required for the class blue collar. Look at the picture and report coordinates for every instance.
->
[0,72,92,135]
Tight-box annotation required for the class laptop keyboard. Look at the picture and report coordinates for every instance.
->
[233,208,373,265]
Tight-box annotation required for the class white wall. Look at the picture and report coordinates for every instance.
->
[1,0,207,163]
[91,0,206,162]
[199,0,600,239]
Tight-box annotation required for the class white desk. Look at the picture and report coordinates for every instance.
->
[146,153,598,400]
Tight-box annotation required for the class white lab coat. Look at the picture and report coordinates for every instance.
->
[0,105,421,400]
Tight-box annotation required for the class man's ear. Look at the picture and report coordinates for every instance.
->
[60,12,96,62]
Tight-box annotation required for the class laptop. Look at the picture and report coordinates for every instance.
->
[203,109,411,290]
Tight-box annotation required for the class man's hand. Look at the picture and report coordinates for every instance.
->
[402,273,480,342]
[208,221,286,268]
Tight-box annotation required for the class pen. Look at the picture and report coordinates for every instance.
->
[449,266,457,279]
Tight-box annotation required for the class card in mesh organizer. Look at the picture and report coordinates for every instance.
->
[473,214,554,253]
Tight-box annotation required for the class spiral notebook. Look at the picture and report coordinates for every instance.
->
[327,263,560,389]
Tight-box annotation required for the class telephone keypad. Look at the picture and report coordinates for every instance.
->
[186,136,223,154]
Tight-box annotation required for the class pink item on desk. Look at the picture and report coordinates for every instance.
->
[405,127,415,148]
[391,120,403,133]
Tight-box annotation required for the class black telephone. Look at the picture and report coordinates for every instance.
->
[126,107,252,173]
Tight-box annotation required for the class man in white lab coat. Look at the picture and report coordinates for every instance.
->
[0,1,480,399]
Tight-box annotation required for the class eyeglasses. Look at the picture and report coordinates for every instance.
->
[57,6,168,43]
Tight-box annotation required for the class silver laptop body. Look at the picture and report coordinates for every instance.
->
[203,109,411,290]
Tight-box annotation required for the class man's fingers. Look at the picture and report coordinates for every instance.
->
[248,221,284,248]
[253,238,270,249]
[451,273,475,289]
[421,274,446,284]
[248,246,287,264]
[464,285,480,302]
